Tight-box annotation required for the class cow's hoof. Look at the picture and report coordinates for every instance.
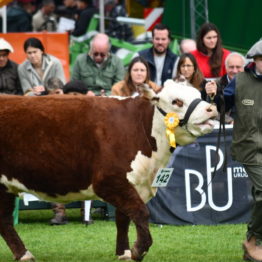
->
[118,250,132,260]
[19,251,35,261]
[131,247,147,262]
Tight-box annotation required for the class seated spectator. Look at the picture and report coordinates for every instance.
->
[111,56,160,96]
[106,0,133,42]
[56,0,77,20]
[7,0,35,32]
[46,77,64,94]
[71,33,125,95]
[180,39,196,54]
[0,38,23,95]
[63,79,95,96]
[138,23,179,87]
[32,0,57,31]
[191,22,230,79]
[71,0,98,37]
[218,52,246,90]
[18,37,65,96]
[216,52,246,123]
[175,53,205,92]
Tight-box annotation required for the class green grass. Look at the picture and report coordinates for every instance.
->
[0,209,247,262]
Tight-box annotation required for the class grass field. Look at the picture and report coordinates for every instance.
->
[0,209,247,262]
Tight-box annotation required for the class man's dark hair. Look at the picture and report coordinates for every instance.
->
[152,23,172,40]
[63,80,88,94]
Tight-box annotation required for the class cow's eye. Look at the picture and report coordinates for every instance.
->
[172,99,183,107]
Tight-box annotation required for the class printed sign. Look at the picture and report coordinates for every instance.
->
[152,168,173,187]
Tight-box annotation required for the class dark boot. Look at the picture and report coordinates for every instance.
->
[50,203,68,225]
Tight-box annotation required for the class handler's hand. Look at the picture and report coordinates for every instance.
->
[205,81,217,97]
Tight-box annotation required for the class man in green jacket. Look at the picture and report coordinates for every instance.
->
[71,33,125,96]
[224,39,262,261]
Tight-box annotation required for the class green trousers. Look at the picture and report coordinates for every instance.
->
[244,164,262,240]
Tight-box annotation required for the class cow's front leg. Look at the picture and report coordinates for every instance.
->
[94,176,152,262]
[115,209,131,260]
[0,185,35,261]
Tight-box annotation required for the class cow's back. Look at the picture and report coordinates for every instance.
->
[0,95,155,196]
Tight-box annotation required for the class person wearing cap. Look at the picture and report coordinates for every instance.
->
[224,39,262,261]
[0,38,23,95]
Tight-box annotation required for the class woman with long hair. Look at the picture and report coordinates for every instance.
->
[111,56,160,96]
[191,22,230,79]
[175,53,218,102]
[175,53,204,91]
[18,37,65,96]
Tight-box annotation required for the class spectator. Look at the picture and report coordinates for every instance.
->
[63,79,95,96]
[71,33,125,95]
[217,52,246,123]
[56,0,77,20]
[71,0,98,37]
[175,53,204,91]
[191,22,230,79]
[18,37,65,96]
[45,77,64,94]
[0,38,23,95]
[180,39,196,54]
[223,39,262,262]
[32,0,57,32]
[7,0,35,32]
[111,56,160,96]
[107,0,133,42]
[218,52,246,90]
[139,23,179,87]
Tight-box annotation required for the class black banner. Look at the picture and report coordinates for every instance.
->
[147,127,253,225]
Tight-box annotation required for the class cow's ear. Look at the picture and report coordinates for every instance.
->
[137,84,156,100]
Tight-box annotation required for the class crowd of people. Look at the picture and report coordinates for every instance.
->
[1,7,262,259]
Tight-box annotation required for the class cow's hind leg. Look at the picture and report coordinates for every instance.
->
[115,209,131,260]
[95,178,152,261]
[0,185,35,261]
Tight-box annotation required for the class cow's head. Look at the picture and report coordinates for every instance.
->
[139,80,218,145]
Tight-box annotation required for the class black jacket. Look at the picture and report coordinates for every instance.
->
[0,60,23,95]
[71,6,98,37]
[139,47,178,86]
[7,5,32,32]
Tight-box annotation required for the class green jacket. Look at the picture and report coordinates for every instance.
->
[71,53,125,95]
[232,69,262,165]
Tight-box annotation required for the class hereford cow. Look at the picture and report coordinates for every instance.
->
[0,80,217,261]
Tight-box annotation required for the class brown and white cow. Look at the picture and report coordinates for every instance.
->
[0,80,217,261]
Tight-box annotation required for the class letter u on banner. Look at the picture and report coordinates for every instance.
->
[206,146,233,211]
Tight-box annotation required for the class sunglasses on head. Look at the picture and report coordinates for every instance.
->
[93,52,106,58]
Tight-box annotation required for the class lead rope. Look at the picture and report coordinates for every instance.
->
[207,93,227,188]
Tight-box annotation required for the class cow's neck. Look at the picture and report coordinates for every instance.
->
[127,106,171,203]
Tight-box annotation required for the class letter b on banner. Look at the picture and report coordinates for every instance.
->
[185,146,233,212]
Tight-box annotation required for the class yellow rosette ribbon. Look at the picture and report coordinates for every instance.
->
[164,112,180,148]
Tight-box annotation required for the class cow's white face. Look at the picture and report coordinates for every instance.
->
[140,80,218,145]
